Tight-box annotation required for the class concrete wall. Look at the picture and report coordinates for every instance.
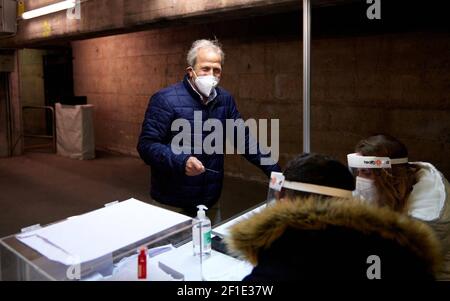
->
[9,51,23,156]
[19,49,47,135]
[0,51,24,157]
[72,12,450,180]
[311,33,450,178]
[0,73,9,157]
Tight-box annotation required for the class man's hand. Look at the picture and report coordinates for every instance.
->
[185,157,205,176]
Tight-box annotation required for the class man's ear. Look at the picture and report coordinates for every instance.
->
[186,66,194,79]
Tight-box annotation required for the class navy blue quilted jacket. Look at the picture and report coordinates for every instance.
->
[137,75,281,210]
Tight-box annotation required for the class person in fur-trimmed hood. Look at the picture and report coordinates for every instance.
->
[225,154,442,280]
[226,197,442,280]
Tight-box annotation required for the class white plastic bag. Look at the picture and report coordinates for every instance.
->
[55,102,95,160]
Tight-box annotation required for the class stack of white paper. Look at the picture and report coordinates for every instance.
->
[16,198,191,266]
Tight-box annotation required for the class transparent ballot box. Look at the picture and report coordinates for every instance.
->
[0,198,200,281]
[0,198,254,281]
[0,217,198,281]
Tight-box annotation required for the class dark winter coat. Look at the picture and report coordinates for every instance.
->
[226,197,442,280]
[137,76,280,210]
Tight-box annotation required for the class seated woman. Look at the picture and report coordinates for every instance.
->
[225,153,441,280]
[347,134,450,280]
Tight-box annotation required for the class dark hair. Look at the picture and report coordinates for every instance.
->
[356,134,408,159]
[282,153,355,199]
[355,134,418,212]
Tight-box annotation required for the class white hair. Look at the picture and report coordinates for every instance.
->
[186,39,225,67]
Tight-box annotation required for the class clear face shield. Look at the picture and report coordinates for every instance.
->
[266,172,353,205]
[346,153,409,203]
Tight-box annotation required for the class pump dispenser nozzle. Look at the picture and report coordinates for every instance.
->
[196,205,208,219]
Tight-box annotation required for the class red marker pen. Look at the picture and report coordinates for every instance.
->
[138,247,147,279]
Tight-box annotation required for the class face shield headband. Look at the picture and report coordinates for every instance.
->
[347,153,409,169]
[266,172,353,204]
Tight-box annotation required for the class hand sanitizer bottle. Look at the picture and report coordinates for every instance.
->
[192,205,211,256]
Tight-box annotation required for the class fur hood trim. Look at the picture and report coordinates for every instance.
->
[225,198,442,274]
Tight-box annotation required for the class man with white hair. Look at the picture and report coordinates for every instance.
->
[137,39,280,219]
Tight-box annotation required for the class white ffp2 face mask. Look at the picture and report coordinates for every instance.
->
[192,70,219,97]
[354,176,378,204]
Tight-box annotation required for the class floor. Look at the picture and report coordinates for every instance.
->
[0,151,267,237]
